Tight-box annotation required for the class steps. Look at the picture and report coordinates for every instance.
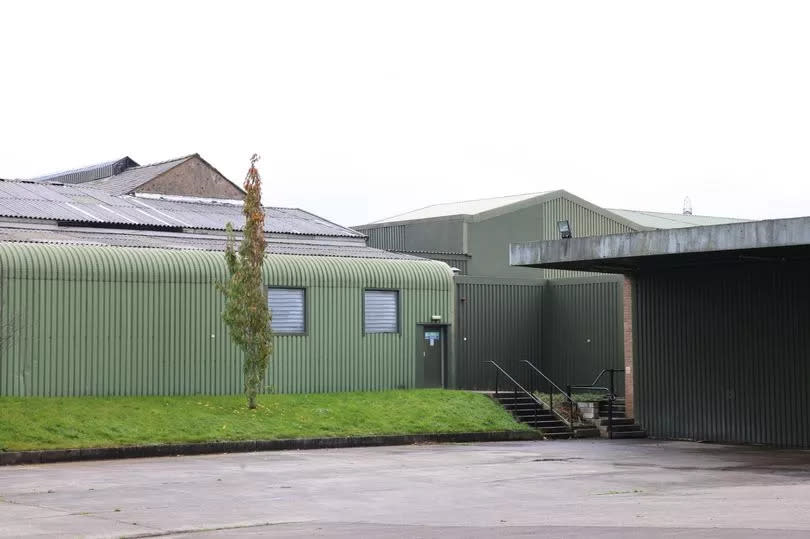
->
[596,399,647,439]
[492,393,573,439]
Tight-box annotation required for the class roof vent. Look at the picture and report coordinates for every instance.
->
[683,196,693,216]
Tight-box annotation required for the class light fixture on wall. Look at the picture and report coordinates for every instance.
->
[557,220,572,239]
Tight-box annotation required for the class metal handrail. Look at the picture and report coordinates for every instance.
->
[589,369,610,388]
[571,368,627,439]
[521,360,577,427]
[486,360,571,428]
[486,360,540,404]
[520,361,573,401]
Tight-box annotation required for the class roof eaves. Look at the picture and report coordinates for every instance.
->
[392,250,471,257]
[354,213,470,228]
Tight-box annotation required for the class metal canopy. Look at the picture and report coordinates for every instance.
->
[510,216,810,273]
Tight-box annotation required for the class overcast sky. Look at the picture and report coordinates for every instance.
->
[1,1,809,226]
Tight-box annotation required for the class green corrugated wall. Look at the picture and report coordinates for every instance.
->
[453,276,625,392]
[0,244,454,397]
[541,276,625,394]
[454,277,544,389]
[539,197,637,279]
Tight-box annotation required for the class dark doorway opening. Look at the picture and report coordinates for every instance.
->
[420,325,446,388]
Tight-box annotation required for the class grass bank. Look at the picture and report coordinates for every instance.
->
[0,390,529,451]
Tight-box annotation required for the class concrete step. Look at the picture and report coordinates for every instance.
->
[503,403,547,411]
[523,419,565,429]
[512,409,552,416]
[503,403,551,411]
[605,430,647,439]
[512,410,553,418]
[495,394,535,401]
[498,399,538,407]
[598,423,645,433]
[597,417,635,426]
[515,415,556,424]
[538,424,570,431]
[598,412,627,419]
[543,431,574,440]
[572,427,600,438]
[599,405,627,414]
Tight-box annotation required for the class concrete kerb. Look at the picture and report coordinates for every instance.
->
[0,430,543,466]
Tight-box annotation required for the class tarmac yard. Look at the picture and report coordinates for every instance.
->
[1,439,810,538]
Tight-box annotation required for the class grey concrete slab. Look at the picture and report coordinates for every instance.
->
[509,215,810,272]
[1,439,810,538]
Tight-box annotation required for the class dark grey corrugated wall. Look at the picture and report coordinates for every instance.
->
[454,278,543,389]
[363,225,406,250]
[541,277,625,394]
[635,262,810,448]
[454,276,625,391]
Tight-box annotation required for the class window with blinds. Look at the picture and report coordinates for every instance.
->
[267,288,306,334]
[364,290,399,334]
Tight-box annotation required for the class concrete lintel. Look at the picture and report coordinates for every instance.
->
[510,216,810,270]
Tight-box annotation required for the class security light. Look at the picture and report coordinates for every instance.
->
[558,220,572,239]
[431,315,442,322]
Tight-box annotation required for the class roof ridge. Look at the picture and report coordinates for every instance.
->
[122,153,197,171]
[374,190,550,223]
[429,191,547,206]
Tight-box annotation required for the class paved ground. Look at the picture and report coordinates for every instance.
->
[1,439,810,538]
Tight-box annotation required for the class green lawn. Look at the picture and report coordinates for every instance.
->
[0,390,529,451]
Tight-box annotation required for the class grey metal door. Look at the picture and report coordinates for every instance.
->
[422,326,444,388]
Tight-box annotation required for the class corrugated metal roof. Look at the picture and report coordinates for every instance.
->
[0,225,414,259]
[80,155,194,195]
[372,192,551,223]
[607,208,750,229]
[0,179,362,237]
[33,157,139,184]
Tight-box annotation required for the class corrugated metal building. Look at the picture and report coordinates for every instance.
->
[355,191,747,392]
[0,155,455,397]
[0,245,453,397]
[511,217,810,448]
[353,190,643,279]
